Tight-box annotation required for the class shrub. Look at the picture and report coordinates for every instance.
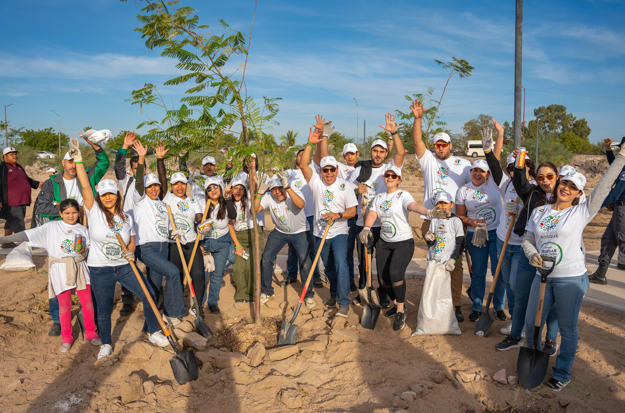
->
[500,137,574,171]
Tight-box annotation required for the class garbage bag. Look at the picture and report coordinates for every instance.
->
[414,260,461,335]
[0,242,36,272]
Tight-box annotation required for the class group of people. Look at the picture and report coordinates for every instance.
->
[1,105,624,393]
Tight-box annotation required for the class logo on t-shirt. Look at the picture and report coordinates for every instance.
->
[175,218,191,233]
[154,203,166,214]
[539,215,560,231]
[454,159,461,165]
[293,180,303,190]
[476,206,497,226]
[381,221,397,238]
[437,166,450,179]
[177,201,189,212]
[379,200,393,213]
[434,235,446,255]
[60,239,78,254]
[471,189,486,202]
[324,189,334,203]
[339,183,346,191]
[540,242,563,265]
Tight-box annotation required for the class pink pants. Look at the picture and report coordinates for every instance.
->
[57,285,98,344]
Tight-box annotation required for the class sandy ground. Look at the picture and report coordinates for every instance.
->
[0,159,624,412]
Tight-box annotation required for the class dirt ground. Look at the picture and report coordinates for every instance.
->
[0,159,624,412]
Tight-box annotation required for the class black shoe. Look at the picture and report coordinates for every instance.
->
[336,307,349,318]
[495,335,523,351]
[455,306,464,322]
[544,377,570,392]
[1,243,16,249]
[589,263,609,285]
[393,311,407,331]
[469,311,482,322]
[280,278,296,286]
[350,283,358,292]
[495,310,507,321]
[325,298,337,307]
[385,306,397,318]
[379,297,392,309]
[119,303,133,316]
[313,280,324,289]
[352,295,362,306]
[234,299,245,303]
[48,322,61,337]
[209,305,220,314]
[618,263,625,270]
[543,338,559,357]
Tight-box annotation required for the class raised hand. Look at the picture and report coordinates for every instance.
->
[223,182,233,200]
[307,126,323,145]
[123,132,137,149]
[154,141,170,159]
[132,141,148,157]
[379,112,397,134]
[322,120,335,138]
[78,131,99,150]
[604,138,613,152]
[410,100,425,120]
[491,118,504,139]
[68,138,83,163]
[277,172,289,189]
[481,128,493,152]
[313,114,325,132]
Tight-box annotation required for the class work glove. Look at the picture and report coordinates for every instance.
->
[472,222,489,248]
[426,207,451,219]
[198,220,214,236]
[359,227,372,247]
[361,191,369,208]
[170,229,188,245]
[257,179,270,196]
[322,121,335,138]
[424,230,436,242]
[277,172,289,189]
[481,128,493,153]
[68,138,83,163]
[124,250,135,262]
[444,259,456,272]
[529,253,543,268]
[505,200,522,215]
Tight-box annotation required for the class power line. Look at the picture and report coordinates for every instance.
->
[525,89,625,99]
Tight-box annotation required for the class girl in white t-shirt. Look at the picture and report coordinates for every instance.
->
[360,166,450,331]
[0,199,100,353]
[456,159,504,322]
[67,138,169,360]
[522,150,625,391]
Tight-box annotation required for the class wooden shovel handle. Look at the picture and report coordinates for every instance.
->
[535,282,546,328]
[184,197,211,285]
[166,206,195,291]
[298,221,332,303]
[489,196,521,294]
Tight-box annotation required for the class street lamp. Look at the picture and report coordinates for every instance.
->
[4,103,15,147]
[353,98,359,150]
[51,110,61,157]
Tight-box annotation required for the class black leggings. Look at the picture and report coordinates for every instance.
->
[169,241,206,309]
[375,238,414,303]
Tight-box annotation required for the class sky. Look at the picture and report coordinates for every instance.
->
[1,0,625,148]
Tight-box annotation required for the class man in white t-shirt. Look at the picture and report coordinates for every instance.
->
[412,99,472,322]
[301,121,358,318]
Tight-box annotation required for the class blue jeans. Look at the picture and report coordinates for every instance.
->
[136,242,185,319]
[496,237,523,318]
[346,217,358,286]
[287,216,319,282]
[525,273,589,382]
[510,252,558,340]
[201,232,233,307]
[316,234,350,307]
[50,297,60,324]
[466,230,506,312]
[262,230,312,297]
[89,264,161,345]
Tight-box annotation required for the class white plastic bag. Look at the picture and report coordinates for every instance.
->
[414,261,461,335]
[0,242,36,272]
[203,252,215,273]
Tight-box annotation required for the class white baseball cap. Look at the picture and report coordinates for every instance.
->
[144,173,161,188]
[170,172,188,185]
[471,159,490,172]
[82,129,112,145]
[96,179,119,196]
[202,156,216,166]
[561,171,587,191]
[385,165,402,178]
[204,176,224,192]
[63,151,73,161]
[46,168,57,173]
[2,147,17,155]
[230,177,247,190]
[343,143,358,155]
[268,176,283,191]
[370,139,388,150]
[559,165,576,176]
[434,191,453,204]
[320,156,338,168]
[433,132,451,144]
[506,153,530,166]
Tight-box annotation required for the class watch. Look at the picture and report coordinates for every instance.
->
[338,212,343,219]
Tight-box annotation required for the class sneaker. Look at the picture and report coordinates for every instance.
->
[393,311,407,331]
[352,295,362,306]
[499,321,512,335]
[260,293,274,304]
[60,343,72,353]
[305,298,316,308]
[148,331,169,347]
[495,310,508,321]
[48,322,61,337]
[469,311,482,322]
[97,344,113,360]
[543,338,559,357]
[89,338,103,346]
[455,306,464,322]
[336,307,349,318]
[495,335,524,351]
[325,298,337,308]
[379,296,392,309]
[313,280,324,289]
[544,377,570,392]
[163,315,182,326]
[119,303,134,316]
[385,306,397,318]
[209,305,220,314]
[350,282,358,292]
[280,278,296,287]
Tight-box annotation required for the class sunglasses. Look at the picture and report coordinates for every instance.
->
[384,173,399,179]
[536,173,556,182]
[207,184,221,191]
[322,167,337,173]
[434,142,449,149]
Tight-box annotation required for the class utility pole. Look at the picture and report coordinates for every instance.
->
[513,0,523,149]
[364,120,366,159]
[353,98,359,149]
[535,119,540,166]
[51,110,61,157]
[4,103,15,147]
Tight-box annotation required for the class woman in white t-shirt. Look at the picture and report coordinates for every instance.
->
[522,150,625,391]
[197,176,237,314]
[0,199,100,352]
[162,172,204,316]
[132,142,186,326]
[359,166,450,331]
[456,159,504,322]
[67,139,169,360]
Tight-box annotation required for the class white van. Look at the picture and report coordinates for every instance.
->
[466,140,486,158]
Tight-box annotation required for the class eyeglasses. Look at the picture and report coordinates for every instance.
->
[536,173,556,182]
[322,167,337,173]
[384,173,399,179]
[434,142,449,149]
[207,184,220,191]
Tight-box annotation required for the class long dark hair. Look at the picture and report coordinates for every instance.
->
[233,185,249,220]
[95,193,125,228]
[526,159,536,179]
[530,162,560,207]
[205,187,227,220]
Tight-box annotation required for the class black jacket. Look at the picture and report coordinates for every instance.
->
[0,161,40,215]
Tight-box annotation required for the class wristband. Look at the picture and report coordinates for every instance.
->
[338,212,343,219]
[256,195,262,200]
[284,186,290,191]
[235,245,242,250]
[75,161,83,164]
[307,141,314,147]
[391,131,398,136]
[387,138,394,142]
[364,226,371,230]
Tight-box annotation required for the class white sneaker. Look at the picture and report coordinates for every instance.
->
[163,315,181,326]
[305,298,315,308]
[60,343,72,353]
[148,331,169,348]
[260,293,274,304]
[499,321,512,335]
[97,344,113,360]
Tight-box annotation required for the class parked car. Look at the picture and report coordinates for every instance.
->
[465,140,486,158]
[37,151,56,159]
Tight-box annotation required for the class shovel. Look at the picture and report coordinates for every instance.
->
[475,197,520,337]
[166,206,213,340]
[357,205,372,305]
[115,233,199,385]
[184,197,211,285]
[517,256,556,390]
[278,221,332,346]
[361,250,381,330]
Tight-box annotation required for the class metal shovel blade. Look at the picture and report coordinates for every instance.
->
[361,303,381,330]
[278,321,298,346]
[357,286,370,305]
[191,297,213,340]
[474,292,494,337]
[369,288,380,307]
[169,349,199,385]
[517,347,550,389]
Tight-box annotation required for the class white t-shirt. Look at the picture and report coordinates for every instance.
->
[233,200,256,231]
[260,190,309,234]
[118,173,137,218]
[496,177,535,246]
[26,221,91,295]
[234,171,267,227]
[371,190,416,242]
[63,178,83,205]
[350,160,403,227]
[427,216,464,264]
[526,203,593,278]
[285,169,314,218]
[85,202,136,267]
[132,192,170,245]
[308,172,358,239]
[416,151,472,215]
[455,178,503,232]
[337,161,356,182]
[163,192,202,243]
[198,199,231,239]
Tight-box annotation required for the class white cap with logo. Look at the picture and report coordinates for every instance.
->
[2,147,17,155]
[82,129,112,145]
[96,179,119,196]
[471,159,490,172]
[320,156,338,168]
[268,176,283,190]
[561,171,587,191]
[63,152,73,161]
[202,156,216,166]
[433,132,451,144]
[170,172,188,185]
[559,165,576,176]
[343,143,358,155]
[204,176,225,192]
[144,173,161,188]
[370,139,388,150]
[230,177,247,190]
[385,165,402,178]
[433,191,453,204]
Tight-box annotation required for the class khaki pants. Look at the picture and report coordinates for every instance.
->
[233,228,265,301]
[421,219,463,307]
